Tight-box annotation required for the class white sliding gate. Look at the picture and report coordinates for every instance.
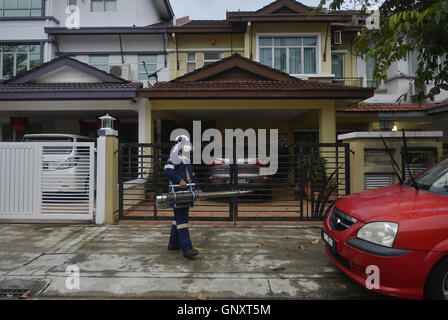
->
[0,142,96,221]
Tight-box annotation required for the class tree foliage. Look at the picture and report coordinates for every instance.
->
[314,0,448,103]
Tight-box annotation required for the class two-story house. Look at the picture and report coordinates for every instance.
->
[141,0,374,146]
[0,0,174,142]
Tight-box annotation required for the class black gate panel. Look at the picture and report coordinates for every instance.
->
[118,142,351,222]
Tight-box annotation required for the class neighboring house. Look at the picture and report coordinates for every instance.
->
[0,56,143,142]
[0,0,174,141]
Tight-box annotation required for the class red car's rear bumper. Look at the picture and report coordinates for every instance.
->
[323,217,445,300]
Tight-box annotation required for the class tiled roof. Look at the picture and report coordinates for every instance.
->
[0,82,142,91]
[344,103,434,112]
[173,53,298,82]
[152,80,356,90]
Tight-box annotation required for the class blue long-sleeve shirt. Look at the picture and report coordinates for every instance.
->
[164,155,200,190]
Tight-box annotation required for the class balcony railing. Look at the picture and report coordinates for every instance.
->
[332,77,364,87]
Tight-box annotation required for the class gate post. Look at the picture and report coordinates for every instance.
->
[96,123,119,225]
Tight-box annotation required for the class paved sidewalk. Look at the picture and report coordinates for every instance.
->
[0,224,383,299]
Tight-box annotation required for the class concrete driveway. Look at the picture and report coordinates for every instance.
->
[0,224,385,299]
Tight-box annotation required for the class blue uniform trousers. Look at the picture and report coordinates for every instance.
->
[169,206,193,252]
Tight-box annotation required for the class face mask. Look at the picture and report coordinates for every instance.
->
[183,144,192,154]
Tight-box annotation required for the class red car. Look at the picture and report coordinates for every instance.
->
[322,159,448,300]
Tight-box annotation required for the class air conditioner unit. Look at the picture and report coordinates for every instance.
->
[108,64,131,80]
[333,30,342,45]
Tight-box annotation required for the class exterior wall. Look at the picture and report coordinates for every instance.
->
[343,135,443,193]
[57,34,169,83]
[168,33,245,79]
[50,0,164,27]
[331,32,357,80]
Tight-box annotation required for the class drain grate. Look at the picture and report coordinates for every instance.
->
[0,289,32,299]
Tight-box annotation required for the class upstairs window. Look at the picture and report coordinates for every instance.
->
[89,55,109,72]
[331,53,344,79]
[187,53,197,73]
[138,55,157,81]
[203,52,223,66]
[1,44,40,79]
[259,36,318,74]
[91,0,116,12]
[366,56,377,88]
[409,50,420,75]
[1,0,42,17]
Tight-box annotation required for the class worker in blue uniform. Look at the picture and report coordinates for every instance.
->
[164,135,200,259]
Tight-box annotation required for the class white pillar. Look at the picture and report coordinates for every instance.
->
[96,128,118,225]
[96,135,106,225]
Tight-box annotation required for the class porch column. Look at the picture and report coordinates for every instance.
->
[319,103,337,143]
[138,99,154,144]
[96,128,119,225]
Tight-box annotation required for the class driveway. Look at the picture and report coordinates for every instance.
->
[0,224,385,299]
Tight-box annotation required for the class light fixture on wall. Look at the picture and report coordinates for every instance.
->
[392,125,398,132]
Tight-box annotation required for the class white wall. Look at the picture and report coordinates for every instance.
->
[51,0,164,28]
[358,57,448,104]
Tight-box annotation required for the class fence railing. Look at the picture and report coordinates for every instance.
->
[332,77,364,87]
[118,142,351,222]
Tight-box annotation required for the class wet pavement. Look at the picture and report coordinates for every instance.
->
[0,224,385,299]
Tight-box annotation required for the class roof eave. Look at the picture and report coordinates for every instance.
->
[226,15,352,23]
[45,27,167,35]
[140,88,374,100]
[0,89,139,101]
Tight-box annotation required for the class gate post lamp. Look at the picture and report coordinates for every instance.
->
[98,114,118,137]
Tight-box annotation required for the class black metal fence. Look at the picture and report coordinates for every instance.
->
[118,142,351,222]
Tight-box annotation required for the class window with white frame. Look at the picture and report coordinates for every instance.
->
[187,53,197,73]
[0,0,42,17]
[1,44,41,79]
[89,55,109,72]
[91,0,116,12]
[203,52,223,66]
[409,50,420,75]
[138,55,157,80]
[332,53,344,79]
[259,36,318,74]
[366,56,377,88]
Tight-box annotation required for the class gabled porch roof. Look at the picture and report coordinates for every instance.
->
[141,53,374,102]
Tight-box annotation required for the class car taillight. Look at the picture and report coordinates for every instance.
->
[210,159,224,166]
[254,159,268,167]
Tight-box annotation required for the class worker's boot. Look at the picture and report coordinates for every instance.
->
[168,244,180,251]
[183,248,199,259]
